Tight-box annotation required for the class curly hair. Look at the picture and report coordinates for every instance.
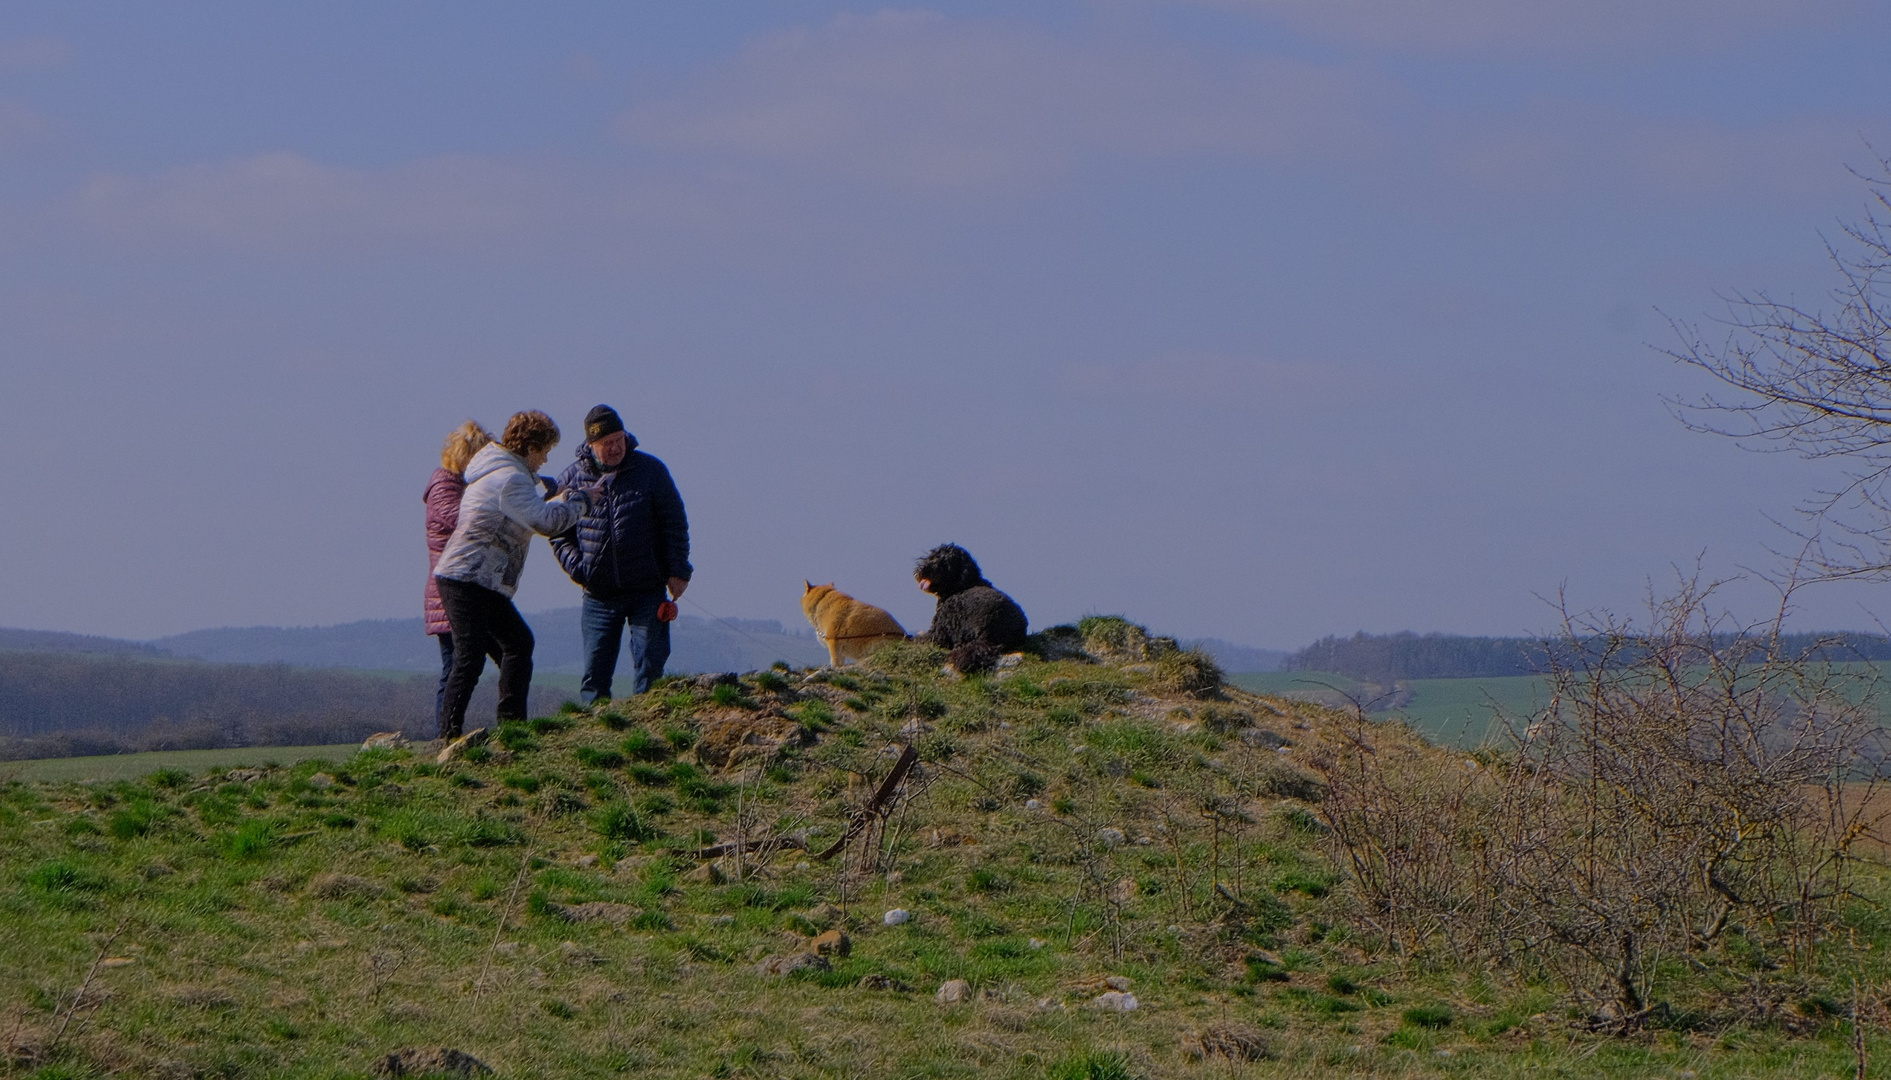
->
[499,410,561,456]
[439,420,494,475]
[914,543,989,599]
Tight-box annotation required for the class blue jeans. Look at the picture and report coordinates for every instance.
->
[581,589,670,703]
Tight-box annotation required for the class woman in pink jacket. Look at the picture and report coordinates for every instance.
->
[426,421,503,719]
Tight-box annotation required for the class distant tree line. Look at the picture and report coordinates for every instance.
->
[1286,630,1891,682]
[0,652,567,761]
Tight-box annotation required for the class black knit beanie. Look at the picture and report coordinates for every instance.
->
[583,404,624,443]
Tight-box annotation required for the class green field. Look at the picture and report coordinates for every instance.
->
[1229,672,1564,747]
[1235,662,1891,749]
[1,743,363,783]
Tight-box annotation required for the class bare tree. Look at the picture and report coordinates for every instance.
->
[1664,152,1891,579]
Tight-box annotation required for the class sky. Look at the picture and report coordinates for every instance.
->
[3,1,1891,648]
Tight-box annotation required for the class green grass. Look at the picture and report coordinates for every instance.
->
[0,649,1886,1078]
[2,743,362,783]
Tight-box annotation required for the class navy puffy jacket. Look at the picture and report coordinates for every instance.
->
[550,437,692,598]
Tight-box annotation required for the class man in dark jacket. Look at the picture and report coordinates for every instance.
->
[551,405,692,701]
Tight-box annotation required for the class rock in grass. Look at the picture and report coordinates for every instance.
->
[436,728,488,765]
[883,908,912,926]
[755,952,829,976]
[1096,828,1126,847]
[936,979,971,1004]
[1180,1023,1271,1062]
[858,974,911,991]
[371,1047,493,1077]
[1089,990,1139,1011]
[309,873,387,901]
[362,732,409,750]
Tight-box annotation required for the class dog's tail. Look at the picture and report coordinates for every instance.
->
[947,641,1005,675]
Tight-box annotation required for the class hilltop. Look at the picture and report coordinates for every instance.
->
[3,618,1886,1079]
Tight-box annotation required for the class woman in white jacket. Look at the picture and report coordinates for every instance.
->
[433,410,592,740]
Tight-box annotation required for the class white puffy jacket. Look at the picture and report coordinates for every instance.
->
[432,443,588,597]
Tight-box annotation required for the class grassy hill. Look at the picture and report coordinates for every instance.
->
[4,632,1887,1078]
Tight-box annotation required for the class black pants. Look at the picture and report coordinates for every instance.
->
[435,577,535,739]
[433,632,504,720]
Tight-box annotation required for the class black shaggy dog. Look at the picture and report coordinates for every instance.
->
[914,543,1028,673]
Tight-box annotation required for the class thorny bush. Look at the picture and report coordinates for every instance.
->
[1311,577,1889,1025]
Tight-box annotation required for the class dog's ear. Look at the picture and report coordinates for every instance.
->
[804,580,814,593]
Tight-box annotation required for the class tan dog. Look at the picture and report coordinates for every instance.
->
[802,581,907,666]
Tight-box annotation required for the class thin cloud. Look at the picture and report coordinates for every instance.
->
[1438,105,1869,200]
[619,10,1386,188]
[1172,0,1858,55]
[73,151,765,251]
[1057,354,1375,406]
[0,97,49,147]
[0,35,72,71]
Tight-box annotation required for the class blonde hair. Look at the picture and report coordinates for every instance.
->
[440,420,494,476]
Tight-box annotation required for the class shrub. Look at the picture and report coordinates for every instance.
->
[1045,1051,1136,1080]
[864,640,948,678]
[108,799,166,840]
[1153,647,1222,697]
[754,670,789,693]
[575,746,625,769]
[25,859,108,895]
[593,801,657,844]
[150,767,191,789]
[1311,579,1887,1020]
[495,722,536,752]
[627,763,669,787]
[226,820,276,859]
[795,699,835,730]
[622,729,670,761]
[1402,1004,1454,1029]
[529,714,572,734]
[457,815,525,847]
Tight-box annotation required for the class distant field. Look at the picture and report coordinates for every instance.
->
[1231,671,1549,747]
[1235,663,1891,749]
[1,743,362,782]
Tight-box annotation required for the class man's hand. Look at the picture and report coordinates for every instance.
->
[668,577,689,601]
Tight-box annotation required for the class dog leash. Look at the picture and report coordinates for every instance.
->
[680,595,808,654]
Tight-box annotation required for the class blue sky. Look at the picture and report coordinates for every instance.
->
[3,2,1890,646]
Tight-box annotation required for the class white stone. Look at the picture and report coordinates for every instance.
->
[936,978,971,1004]
[1090,990,1139,1011]
[883,908,912,926]
[1025,799,1044,811]
[1029,938,1047,950]
[1097,828,1126,847]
